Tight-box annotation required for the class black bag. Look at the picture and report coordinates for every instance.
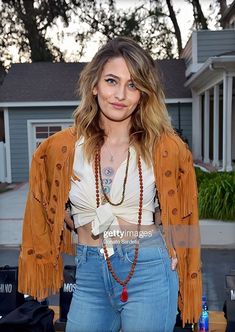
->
[59,265,76,322]
[0,266,24,317]
[223,300,235,332]
[53,265,76,331]
[223,271,235,332]
[0,299,55,332]
[54,265,76,331]
[225,271,235,301]
[173,312,194,331]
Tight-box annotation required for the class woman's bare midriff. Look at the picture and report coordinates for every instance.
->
[76,217,160,246]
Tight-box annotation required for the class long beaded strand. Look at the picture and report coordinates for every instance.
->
[94,147,143,302]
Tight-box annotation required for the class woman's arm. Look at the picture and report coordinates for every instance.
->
[154,206,177,270]
[64,202,77,232]
[64,210,75,230]
[154,206,161,226]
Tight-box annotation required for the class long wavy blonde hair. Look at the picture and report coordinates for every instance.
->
[74,37,174,164]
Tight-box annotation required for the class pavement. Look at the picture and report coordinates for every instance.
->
[0,183,235,310]
[0,183,27,245]
[1,182,235,247]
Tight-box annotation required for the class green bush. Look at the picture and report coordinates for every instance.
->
[195,170,235,221]
[195,167,218,189]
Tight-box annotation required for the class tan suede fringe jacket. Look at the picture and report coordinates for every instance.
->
[18,127,202,325]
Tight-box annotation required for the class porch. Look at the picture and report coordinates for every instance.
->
[186,55,235,171]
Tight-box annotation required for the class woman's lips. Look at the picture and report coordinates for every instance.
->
[111,102,127,109]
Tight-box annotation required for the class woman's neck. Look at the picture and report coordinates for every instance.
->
[100,117,130,144]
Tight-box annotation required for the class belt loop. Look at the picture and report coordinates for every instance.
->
[82,245,88,262]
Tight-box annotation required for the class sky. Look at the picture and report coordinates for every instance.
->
[53,0,234,62]
[7,0,234,64]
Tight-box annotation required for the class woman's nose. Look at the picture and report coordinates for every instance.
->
[115,85,126,100]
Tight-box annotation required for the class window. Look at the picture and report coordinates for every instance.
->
[28,120,74,166]
[35,125,62,147]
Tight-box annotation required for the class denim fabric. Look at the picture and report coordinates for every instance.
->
[66,231,179,332]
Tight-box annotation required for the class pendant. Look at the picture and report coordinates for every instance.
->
[120,286,128,302]
[101,195,107,205]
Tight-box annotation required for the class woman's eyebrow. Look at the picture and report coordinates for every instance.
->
[104,73,120,79]
[104,73,132,81]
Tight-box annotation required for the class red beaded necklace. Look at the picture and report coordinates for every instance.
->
[94,147,143,302]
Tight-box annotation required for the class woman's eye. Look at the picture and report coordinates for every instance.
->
[128,82,137,89]
[105,78,116,85]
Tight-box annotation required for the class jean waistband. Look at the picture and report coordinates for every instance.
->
[76,229,167,257]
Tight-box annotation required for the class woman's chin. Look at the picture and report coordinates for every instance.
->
[100,110,132,123]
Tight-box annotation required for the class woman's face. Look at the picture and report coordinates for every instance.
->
[93,57,141,123]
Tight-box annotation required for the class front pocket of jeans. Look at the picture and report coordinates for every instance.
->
[125,247,162,265]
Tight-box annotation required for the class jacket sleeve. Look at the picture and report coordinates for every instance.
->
[18,141,63,300]
[154,133,202,325]
[178,142,202,324]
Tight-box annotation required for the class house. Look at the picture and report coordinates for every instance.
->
[181,1,235,171]
[0,60,192,183]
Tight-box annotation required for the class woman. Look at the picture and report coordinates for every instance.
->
[18,37,202,332]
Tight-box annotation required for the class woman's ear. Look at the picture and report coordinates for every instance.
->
[93,86,97,95]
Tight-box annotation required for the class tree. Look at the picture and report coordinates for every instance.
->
[186,0,208,29]
[217,0,228,27]
[70,0,175,59]
[1,0,224,69]
[0,0,177,68]
[0,61,6,85]
[218,0,228,17]
[166,0,183,56]
[0,0,71,66]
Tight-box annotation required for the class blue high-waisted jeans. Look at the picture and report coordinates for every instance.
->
[66,230,179,332]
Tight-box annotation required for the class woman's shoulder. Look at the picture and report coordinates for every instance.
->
[156,131,188,155]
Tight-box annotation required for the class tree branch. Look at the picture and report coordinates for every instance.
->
[166,0,182,57]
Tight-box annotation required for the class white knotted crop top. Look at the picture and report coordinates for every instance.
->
[69,137,159,236]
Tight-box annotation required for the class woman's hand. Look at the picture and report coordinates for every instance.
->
[64,209,75,230]
[171,249,178,270]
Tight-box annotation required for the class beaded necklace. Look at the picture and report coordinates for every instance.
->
[94,147,143,302]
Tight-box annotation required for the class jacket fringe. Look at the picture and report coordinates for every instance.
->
[61,227,75,255]
[30,152,49,211]
[179,148,197,219]
[189,272,202,324]
[18,253,63,301]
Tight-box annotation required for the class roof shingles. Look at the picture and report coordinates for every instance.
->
[0,60,191,103]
